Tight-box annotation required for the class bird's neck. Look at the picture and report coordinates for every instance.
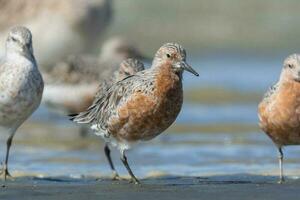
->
[153,61,182,96]
[279,70,299,86]
[6,51,36,66]
[277,71,300,95]
[154,60,182,79]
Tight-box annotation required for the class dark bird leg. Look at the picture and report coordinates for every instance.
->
[0,129,16,181]
[104,144,120,180]
[120,150,140,184]
[278,147,285,184]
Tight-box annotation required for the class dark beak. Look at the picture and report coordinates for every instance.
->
[181,61,199,76]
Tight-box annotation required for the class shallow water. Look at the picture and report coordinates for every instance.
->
[1,55,300,180]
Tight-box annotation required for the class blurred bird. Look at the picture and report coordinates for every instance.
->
[70,43,199,184]
[43,37,148,115]
[95,58,145,98]
[0,0,112,68]
[0,26,44,180]
[258,54,300,183]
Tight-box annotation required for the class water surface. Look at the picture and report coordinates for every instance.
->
[1,55,300,180]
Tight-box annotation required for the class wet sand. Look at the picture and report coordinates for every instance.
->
[1,175,300,200]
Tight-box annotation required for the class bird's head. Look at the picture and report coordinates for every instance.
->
[6,26,34,59]
[282,54,300,82]
[153,43,199,76]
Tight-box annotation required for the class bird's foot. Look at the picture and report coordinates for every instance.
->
[129,177,140,185]
[278,177,285,184]
[0,165,13,181]
[112,172,122,181]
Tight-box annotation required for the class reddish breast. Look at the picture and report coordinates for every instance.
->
[108,63,183,142]
[259,81,300,145]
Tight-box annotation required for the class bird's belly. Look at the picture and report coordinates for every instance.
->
[0,82,42,128]
[110,92,183,142]
[260,99,300,146]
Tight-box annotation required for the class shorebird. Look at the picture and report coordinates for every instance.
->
[0,26,44,180]
[98,37,148,73]
[43,37,148,114]
[0,0,112,68]
[258,54,300,183]
[70,43,199,184]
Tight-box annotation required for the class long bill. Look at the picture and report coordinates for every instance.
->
[181,61,199,76]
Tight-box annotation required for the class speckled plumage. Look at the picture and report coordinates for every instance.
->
[94,58,145,98]
[258,54,300,183]
[261,83,278,103]
[0,26,44,180]
[71,43,199,184]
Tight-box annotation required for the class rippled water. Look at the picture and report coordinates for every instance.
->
[1,55,300,180]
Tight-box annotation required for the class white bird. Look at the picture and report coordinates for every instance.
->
[0,26,44,180]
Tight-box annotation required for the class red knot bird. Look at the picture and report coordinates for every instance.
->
[70,43,199,184]
[0,26,44,180]
[43,38,147,115]
[258,54,300,183]
[0,0,112,68]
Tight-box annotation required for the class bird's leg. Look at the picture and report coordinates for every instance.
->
[104,144,121,180]
[0,132,16,181]
[120,150,140,184]
[278,147,285,184]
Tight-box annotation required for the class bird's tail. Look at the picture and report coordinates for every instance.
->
[69,106,95,124]
[68,113,80,121]
[68,94,104,124]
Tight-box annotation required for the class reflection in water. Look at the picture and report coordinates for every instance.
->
[1,125,300,179]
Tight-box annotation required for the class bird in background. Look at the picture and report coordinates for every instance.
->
[42,37,148,116]
[258,54,300,183]
[94,58,145,98]
[70,43,199,184]
[0,0,112,68]
[0,26,44,180]
[44,37,148,86]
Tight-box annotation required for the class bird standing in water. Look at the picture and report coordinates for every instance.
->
[0,26,44,180]
[259,54,300,183]
[71,43,199,184]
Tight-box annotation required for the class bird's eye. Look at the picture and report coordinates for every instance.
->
[11,37,17,42]
[288,64,294,69]
[166,53,171,58]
